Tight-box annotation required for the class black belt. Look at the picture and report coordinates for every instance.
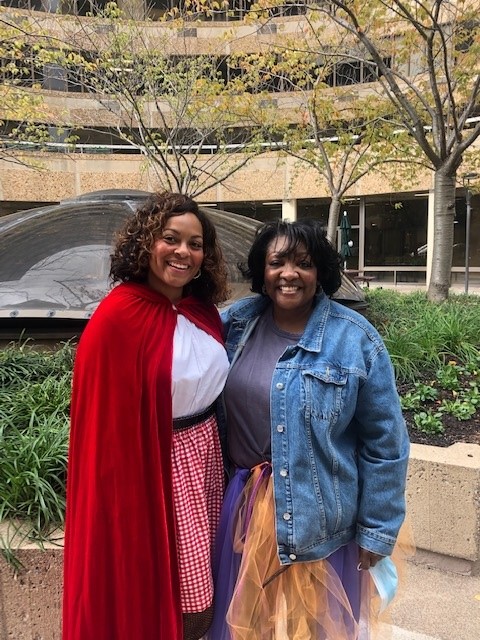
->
[172,402,216,431]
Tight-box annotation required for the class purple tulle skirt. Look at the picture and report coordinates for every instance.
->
[210,465,373,640]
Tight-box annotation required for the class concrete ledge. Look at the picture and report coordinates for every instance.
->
[1,442,479,638]
[407,442,480,574]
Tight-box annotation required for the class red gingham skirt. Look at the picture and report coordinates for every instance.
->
[172,413,224,613]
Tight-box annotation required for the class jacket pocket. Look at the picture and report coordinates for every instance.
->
[303,365,348,421]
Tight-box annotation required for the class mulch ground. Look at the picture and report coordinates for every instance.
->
[398,379,480,447]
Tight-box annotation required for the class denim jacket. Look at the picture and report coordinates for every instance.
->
[220,293,409,564]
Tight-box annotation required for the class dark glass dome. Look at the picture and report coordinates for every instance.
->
[0,190,365,339]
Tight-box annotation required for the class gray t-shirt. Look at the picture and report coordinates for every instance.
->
[224,308,301,469]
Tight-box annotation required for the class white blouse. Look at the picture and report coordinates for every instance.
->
[172,314,229,418]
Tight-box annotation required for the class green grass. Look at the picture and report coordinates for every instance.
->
[365,290,480,382]
[0,341,73,555]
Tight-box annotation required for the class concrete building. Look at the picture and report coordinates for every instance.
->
[1,1,479,290]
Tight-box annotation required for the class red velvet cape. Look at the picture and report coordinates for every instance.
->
[62,282,223,640]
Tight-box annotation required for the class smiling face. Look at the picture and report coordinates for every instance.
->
[264,236,318,325]
[147,212,204,303]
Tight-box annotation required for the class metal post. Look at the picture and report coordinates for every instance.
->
[465,186,471,294]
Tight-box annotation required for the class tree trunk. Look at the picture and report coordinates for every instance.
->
[327,196,342,246]
[427,169,456,302]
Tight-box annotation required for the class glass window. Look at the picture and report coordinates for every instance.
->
[297,199,329,224]
[470,194,480,268]
[221,201,281,222]
[453,194,480,269]
[365,198,427,267]
[453,198,466,268]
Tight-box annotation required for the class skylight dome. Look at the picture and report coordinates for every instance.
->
[0,189,365,326]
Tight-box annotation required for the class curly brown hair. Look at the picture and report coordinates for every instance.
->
[110,191,229,304]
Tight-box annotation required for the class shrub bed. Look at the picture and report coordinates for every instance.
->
[1,291,479,547]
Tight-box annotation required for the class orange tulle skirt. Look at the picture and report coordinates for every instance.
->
[212,464,413,640]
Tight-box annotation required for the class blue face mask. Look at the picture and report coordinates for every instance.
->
[368,556,398,612]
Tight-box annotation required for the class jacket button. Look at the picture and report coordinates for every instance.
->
[283,512,291,521]
[275,382,284,390]
[280,469,288,477]
[289,553,297,561]
[276,424,284,433]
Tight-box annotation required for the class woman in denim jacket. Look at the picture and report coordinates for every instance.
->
[211,219,409,639]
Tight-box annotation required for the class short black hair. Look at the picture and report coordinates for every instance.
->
[241,219,342,297]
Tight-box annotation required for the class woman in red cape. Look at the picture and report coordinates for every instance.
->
[62,192,230,640]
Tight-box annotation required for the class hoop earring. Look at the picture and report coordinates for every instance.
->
[261,284,267,295]
[193,269,202,280]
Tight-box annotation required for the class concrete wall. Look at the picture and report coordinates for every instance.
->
[0,149,435,207]
[406,443,480,573]
[1,443,479,638]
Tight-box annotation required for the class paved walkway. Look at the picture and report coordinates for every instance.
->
[390,629,439,639]
[274,556,479,640]
[366,281,480,296]
[386,558,480,640]
[349,282,480,638]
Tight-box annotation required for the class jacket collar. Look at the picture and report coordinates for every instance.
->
[297,293,330,353]
[231,292,331,353]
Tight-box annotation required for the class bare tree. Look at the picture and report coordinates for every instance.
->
[232,22,418,243]
[12,2,278,197]
[292,0,480,301]
[0,10,58,166]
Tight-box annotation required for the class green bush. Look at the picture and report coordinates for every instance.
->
[365,290,480,382]
[0,341,74,549]
[1,291,480,551]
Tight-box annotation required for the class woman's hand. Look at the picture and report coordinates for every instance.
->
[358,548,384,570]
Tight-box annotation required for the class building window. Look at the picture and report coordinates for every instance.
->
[453,195,480,269]
[365,198,427,268]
